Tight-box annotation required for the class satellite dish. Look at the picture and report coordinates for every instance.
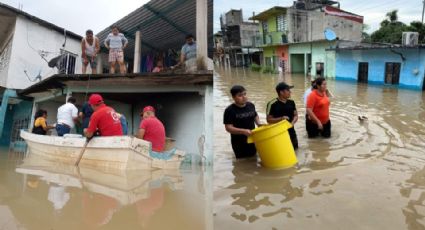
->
[324,28,337,41]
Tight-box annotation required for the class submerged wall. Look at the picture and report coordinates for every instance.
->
[335,49,425,89]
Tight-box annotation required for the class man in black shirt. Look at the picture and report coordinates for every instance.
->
[224,85,263,159]
[266,82,299,149]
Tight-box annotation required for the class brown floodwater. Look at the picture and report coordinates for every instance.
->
[213,66,425,229]
[0,149,212,230]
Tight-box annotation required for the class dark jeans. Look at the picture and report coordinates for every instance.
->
[231,135,257,159]
[288,127,298,150]
[306,115,331,138]
[56,124,71,136]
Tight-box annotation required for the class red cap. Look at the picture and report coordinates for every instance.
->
[88,94,103,105]
[142,106,155,113]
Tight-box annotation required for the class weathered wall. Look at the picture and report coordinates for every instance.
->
[239,23,260,47]
[7,16,82,89]
[287,9,362,43]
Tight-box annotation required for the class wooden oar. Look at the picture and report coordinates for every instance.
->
[75,138,90,166]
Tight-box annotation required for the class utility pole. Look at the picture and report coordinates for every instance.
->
[422,0,425,24]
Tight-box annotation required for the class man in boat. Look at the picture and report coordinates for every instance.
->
[84,94,123,138]
[223,85,264,159]
[172,34,197,72]
[56,97,79,136]
[81,29,100,74]
[266,82,299,150]
[137,106,165,152]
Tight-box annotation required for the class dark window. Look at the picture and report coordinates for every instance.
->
[276,14,286,32]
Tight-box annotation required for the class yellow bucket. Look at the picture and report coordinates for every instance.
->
[247,120,297,169]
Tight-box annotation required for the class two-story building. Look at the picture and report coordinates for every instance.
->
[251,1,363,76]
[220,9,261,67]
[0,3,83,147]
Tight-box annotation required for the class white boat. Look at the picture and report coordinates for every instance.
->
[20,130,186,170]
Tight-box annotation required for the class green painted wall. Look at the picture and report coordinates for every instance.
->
[263,47,275,58]
[290,54,305,73]
[288,41,336,77]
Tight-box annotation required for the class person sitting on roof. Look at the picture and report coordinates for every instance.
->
[32,109,55,135]
[84,94,123,138]
[104,25,128,74]
[137,106,165,152]
[171,34,197,72]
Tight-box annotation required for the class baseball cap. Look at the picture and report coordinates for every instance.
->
[88,94,103,105]
[142,106,155,113]
[275,82,294,92]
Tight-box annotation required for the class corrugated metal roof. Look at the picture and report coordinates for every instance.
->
[97,0,213,59]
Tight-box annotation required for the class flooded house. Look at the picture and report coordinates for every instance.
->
[0,3,83,147]
[220,9,261,67]
[250,0,363,75]
[333,33,425,90]
[1,0,214,164]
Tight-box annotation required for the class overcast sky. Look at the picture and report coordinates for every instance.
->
[0,0,422,36]
[214,0,424,33]
[0,0,149,35]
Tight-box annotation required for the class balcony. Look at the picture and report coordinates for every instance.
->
[253,31,288,47]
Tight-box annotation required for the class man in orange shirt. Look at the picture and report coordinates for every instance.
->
[306,77,331,138]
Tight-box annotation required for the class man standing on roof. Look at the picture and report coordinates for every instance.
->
[84,94,123,138]
[172,34,197,72]
[81,29,100,74]
[56,97,79,136]
[266,82,299,150]
[137,106,166,152]
[104,25,128,74]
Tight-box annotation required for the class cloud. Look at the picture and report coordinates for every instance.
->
[214,0,423,34]
[0,0,149,35]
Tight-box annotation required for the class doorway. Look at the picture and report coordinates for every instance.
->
[358,62,369,83]
[316,62,324,77]
[385,62,401,84]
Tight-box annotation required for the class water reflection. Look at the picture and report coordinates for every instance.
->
[214,67,425,229]
[0,154,212,230]
[227,159,302,223]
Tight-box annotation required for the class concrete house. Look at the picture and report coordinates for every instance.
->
[12,0,214,165]
[334,44,425,90]
[251,0,363,76]
[0,3,83,146]
[220,9,261,67]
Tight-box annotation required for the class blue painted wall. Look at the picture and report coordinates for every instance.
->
[335,49,425,90]
[0,100,32,146]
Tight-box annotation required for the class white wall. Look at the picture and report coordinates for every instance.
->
[6,16,82,89]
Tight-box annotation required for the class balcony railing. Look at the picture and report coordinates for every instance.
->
[253,32,288,47]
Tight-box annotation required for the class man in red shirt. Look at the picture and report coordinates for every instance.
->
[84,94,123,138]
[137,106,165,152]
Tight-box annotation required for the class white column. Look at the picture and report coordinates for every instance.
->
[196,0,208,68]
[133,30,142,73]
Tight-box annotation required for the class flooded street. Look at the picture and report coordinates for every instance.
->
[0,150,212,230]
[214,67,425,229]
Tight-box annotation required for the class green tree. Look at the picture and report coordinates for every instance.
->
[362,24,371,42]
[371,10,408,44]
